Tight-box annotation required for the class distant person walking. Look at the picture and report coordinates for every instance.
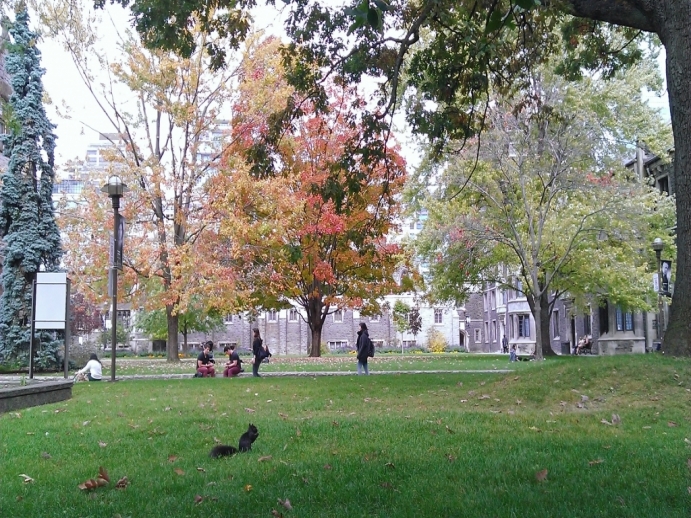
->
[356,322,371,375]
[76,353,103,381]
[501,335,509,354]
[252,328,264,377]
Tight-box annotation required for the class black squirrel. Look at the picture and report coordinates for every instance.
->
[209,423,259,458]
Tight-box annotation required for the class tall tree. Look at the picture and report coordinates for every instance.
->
[44,3,240,361]
[207,38,409,356]
[414,66,676,359]
[100,0,691,357]
[0,9,63,362]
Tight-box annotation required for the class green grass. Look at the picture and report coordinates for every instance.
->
[1,355,689,517]
[79,353,525,376]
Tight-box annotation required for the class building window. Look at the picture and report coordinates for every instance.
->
[615,307,634,331]
[224,314,233,323]
[267,310,277,322]
[583,313,592,335]
[474,328,481,343]
[333,310,343,323]
[289,309,298,322]
[484,322,489,342]
[117,310,131,328]
[492,320,497,342]
[518,314,530,338]
[553,310,560,338]
[372,339,385,348]
[516,279,523,295]
[434,308,443,324]
[402,340,417,348]
[328,340,348,350]
[370,314,380,322]
[490,290,496,309]
[502,289,507,305]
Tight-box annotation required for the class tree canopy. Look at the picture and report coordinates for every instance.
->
[89,0,691,356]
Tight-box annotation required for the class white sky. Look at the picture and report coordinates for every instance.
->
[37,5,669,175]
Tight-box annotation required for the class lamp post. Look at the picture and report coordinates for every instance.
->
[101,175,128,381]
[652,237,664,346]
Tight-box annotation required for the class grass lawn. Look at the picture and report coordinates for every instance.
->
[1,355,689,517]
[90,353,522,376]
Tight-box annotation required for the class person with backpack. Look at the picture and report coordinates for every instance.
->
[356,322,372,375]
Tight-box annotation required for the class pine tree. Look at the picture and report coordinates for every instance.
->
[0,9,63,362]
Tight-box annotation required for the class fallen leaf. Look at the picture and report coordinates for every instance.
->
[384,462,395,469]
[278,498,293,510]
[296,428,301,437]
[244,484,253,492]
[611,414,621,425]
[445,426,455,434]
[642,426,652,429]
[196,467,206,472]
[332,421,339,427]
[26,432,34,435]
[245,408,255,413]
[99,441,107,448]
[535,469,548,482]
[194,495,204,504]
[668,421,678,427]
[258,456,273,463]
[168,455,178,463]
[98,467,110,483]
[588,459,604,466]
[478,395,490,400]
[323,464,332,470]
[83,421,91,427]
[174,468,184,476]
[278,413,288,419]
[446,454,456,462]
[270,511,284,518]
[18,474,34,483]
[115,477,129,489]
[460,399,468,403]
[581,395,589,402]
[601,419,612,426]
[41,452,51,459]
[380,482,397,490]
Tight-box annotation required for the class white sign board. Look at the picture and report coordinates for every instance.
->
[34,272,68,330]
[653,272,659,293]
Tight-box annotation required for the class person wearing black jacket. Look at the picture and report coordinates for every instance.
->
[356,322,370,375]
[252,328,264,377]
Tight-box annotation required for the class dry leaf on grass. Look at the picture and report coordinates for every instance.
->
[258,456,273,463]
[446,454,456,462]
[611,414,621,425]
[384,462,395,469]
[278,498,293,510]
[196,467,206,472]
[445,426,455,434]
[296,428,301,437]
[115,477,129,489]
[41,452,51,459]
[244,484,253,492]
[168,455,178,463]
[601,419,612,426]
[278,413,289,419]
[668,421,678,427]
[323,464,332,470]
[194,495,204,504]
[535,469,548,482]
[82,421,91,427]
[99,441,107,448]
[270,511,284,518]
[18,474,34,483]
[245,408,255,413]
[588,459,604,466]
[174,468,184,476]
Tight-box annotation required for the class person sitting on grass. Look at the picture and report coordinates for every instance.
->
[76,353,103,381]
[223,344,242,377]
[196,342,216,377]
[509,344,517,362]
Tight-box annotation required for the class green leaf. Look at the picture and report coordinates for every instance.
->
[372,0,391,12]
[514,0,538,10]
[485,10,505,33]
[367,7,381,30]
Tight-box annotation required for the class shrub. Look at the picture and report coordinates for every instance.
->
[427,329,448,353]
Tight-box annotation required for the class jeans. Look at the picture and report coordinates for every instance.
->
[357,359,369,375]
[252,356,261,377]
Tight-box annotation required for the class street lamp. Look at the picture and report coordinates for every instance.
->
[101,175,128,381]
[652,237,664,348]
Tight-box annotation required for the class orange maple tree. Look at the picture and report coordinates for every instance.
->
[205,37,410,356]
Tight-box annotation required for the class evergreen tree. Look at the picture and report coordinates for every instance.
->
[0,9,63,361]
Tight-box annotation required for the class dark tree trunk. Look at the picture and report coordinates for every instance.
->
[306,294,325,357]
[166,305,180,362]
[540,291,557,357]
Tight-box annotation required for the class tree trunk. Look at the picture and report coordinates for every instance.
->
[659,4,691,356]
[305,295,324,357]
[540,291,557,357]
[531,298,544,361]
[166,305,180,362]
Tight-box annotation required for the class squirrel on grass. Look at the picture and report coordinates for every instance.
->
[209,423,259,458]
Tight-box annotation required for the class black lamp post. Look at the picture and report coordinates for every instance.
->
[101,175,128,381]
[652,237,664,344]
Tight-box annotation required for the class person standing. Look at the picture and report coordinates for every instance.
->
[223,344,242,377]
[356,322,371,375]
[252,328,264,377]
[76,353,103,381]
[501,334,509,354]
[196,342,216,377]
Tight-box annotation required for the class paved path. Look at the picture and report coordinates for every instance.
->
[0,369,513,384]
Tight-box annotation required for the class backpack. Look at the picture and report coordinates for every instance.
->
[367,337,375,358]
